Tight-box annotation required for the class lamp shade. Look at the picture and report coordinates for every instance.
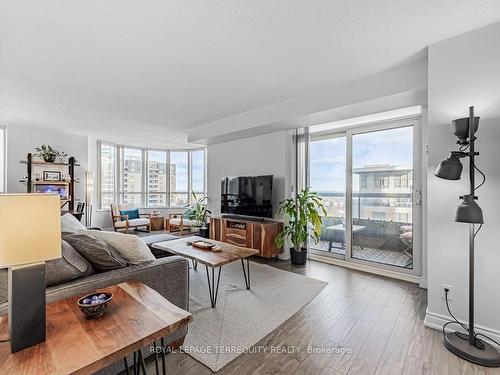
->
[85,171,94,204]
[0,194,61,267]
[452,116,479,144]
[435,156,463,180]
[455,195,484,224]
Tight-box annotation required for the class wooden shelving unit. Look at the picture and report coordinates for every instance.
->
[21,153,80,210]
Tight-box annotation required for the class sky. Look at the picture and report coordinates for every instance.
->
[170,150,204,192]
[309,126,413,192]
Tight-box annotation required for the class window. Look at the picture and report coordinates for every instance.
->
[191,149,205,193]
[121,148,143,206]
[99,143,117,208]
[147,150,167,207]
[98,142,206,209]
[0,126,5,192]
[169,151,189,206]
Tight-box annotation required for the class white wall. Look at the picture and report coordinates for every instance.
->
[425,22,500,338]
[5,124,88,204]
[207,131,293,257]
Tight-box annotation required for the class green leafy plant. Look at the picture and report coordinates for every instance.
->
[275,188,327,252]
[34,145,67,162]
[187,192,211,228]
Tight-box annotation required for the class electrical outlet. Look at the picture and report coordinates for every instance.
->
[441,284,453,301]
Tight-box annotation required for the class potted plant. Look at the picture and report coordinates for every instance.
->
[275,188,326,265]
[34,145,67,163]
[187,192,211,238]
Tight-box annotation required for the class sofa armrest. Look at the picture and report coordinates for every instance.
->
[53,256,188,310]
[113,214,128,222]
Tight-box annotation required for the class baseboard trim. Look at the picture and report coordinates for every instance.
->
[309,253,421,284]
[424,308,500,348]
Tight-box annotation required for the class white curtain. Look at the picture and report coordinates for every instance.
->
[292,127,309,197]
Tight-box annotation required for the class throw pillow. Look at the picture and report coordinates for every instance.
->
[61,213,86,233]
[120,209,140,220]
[78,229,155,264]
[63,232,128,271]
[45,240,95,286]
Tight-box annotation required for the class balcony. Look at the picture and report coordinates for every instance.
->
[311,192,413,269]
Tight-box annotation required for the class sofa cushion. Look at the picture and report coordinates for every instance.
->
[114,218,150,228]
[46,240,95,286]
[63,232,128,271]
[61,213,86,233]
[169,217,193,226]
[0,269,7,305]
[78,229,155,265]
[0,240,96,303]
[120,209,140,220]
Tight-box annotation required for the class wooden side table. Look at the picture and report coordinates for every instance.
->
[0,281,192,375]
[150,216,165,231]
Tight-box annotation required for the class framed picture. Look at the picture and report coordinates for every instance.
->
[43,171,61,181]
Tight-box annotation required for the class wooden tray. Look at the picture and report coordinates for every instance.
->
[191,240,215,250]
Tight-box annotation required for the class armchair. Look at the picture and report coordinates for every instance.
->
[110,204,151,233]
[166,212,193,236]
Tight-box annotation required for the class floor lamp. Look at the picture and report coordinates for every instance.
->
[434,106,500,367]
[85,171,94,227]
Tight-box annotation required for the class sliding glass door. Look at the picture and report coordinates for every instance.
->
[350,126,415,269]
[309,134,347,258]
[309,120,421,275]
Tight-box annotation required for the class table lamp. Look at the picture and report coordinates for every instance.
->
[0,194,61,353]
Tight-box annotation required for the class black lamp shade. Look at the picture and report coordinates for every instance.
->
[452,117,479,144]
[435,157,463,180]
[455,195,484,224]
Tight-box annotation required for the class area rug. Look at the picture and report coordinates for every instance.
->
[182,261,327,372]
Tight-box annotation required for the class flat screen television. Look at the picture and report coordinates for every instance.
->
[221,175,273,218]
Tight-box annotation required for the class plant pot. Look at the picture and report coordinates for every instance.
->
[198,224,210,239]
[43,154,56,163]
[290,247,308,265]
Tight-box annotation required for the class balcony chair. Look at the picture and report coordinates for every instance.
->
[110,204,151,233]
[399,225,413,267]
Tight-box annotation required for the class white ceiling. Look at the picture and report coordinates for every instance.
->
[1,1,500,147]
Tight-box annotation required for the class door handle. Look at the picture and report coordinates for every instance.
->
[414,190,422,206]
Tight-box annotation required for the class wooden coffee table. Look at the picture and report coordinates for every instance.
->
[153,236,259,308]
[0,281,192,375]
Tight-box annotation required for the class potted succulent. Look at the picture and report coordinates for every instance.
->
[275,188,326,265]
[34,145,67,163]
[186,192,211,238]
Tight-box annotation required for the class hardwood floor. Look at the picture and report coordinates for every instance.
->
[145,258,499,375]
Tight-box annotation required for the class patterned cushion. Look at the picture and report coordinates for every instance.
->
[63,232,128,271]
[120,209,140,220]
[45,240,95,286]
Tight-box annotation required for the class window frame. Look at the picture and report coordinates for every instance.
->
[97,141,206,210]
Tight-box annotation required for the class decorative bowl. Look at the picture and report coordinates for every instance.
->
[77,292,113,318]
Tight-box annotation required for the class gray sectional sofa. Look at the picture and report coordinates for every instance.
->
[0,253,189,375]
